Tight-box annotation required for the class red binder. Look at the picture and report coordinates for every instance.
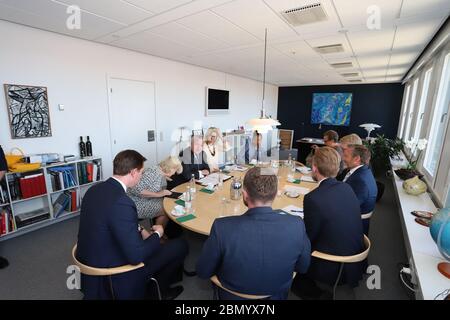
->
[86,163,94,183]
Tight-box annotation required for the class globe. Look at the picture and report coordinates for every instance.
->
[429,207,450,278]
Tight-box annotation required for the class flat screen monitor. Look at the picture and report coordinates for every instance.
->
[207,88,229,110]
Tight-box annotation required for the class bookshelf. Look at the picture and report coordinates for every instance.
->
[0,157,103,241]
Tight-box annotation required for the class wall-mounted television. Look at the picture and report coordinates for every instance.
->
[311,93,353,126]
[206,88,229,115]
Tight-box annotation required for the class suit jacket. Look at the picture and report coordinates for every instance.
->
[196,207,311,300]
[179,148,210,181]
[76,178,161,299]
[345,166,377,215]
[303,178,365,287]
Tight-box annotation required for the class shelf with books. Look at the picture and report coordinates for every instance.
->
[50,185,79,195]
[0,157,102,242]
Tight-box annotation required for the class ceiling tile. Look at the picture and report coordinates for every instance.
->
[211,0,297,41]
[0,0,125,40]
[393,18,444,52]
[123,0,192,14]
[347,28,395,56]
[333,0,402,28]
[56,0,153,25]
[148,22,229,52]
[177,10,260,46]
[263,0,342,36]
[400,0,450,19]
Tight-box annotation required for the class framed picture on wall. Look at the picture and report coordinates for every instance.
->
[3,84,52,139]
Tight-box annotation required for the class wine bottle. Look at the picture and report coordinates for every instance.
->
[86,136,93,157]
[79,136,86,158]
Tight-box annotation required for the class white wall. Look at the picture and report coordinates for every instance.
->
[0,20,278,176]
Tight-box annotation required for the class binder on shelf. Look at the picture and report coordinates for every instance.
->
[52,192,71,218]
[0,209,14,236]
[86,163,94,183]
[19,172,46,199]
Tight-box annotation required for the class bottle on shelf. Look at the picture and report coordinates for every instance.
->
[86,136,93,157]
[190,174,196,194]
[79,136,86,158]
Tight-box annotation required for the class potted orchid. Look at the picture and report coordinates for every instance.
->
[394,138,428,180]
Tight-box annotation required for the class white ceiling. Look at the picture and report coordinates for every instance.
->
[0,0,448,86]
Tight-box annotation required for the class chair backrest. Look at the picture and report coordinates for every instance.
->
[311,235,371,263]
[210,272,297,300]
[71,244,145,276]
[278,129,294,150]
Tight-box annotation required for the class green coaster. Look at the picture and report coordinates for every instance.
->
[292,179,301,184]
[176,214,196,223]
[175,199,185,207]
[200,188,214,194]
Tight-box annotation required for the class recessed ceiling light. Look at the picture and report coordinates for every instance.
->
[330,62,353,68]
[314,44,344,54]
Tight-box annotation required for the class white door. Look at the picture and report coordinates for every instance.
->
[108,78,157,167]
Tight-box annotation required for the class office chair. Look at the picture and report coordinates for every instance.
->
[311,235,371,300]
[71,244,162,300]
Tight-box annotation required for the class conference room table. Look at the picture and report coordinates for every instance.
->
[163,162,318,236]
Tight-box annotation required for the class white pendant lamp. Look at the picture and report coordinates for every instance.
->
[246,28,281,133]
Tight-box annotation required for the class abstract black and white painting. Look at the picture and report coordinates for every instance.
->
[4,84,52,139]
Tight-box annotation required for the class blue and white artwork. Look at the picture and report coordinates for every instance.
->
[311,93,353,126]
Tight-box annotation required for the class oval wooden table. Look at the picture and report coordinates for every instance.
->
[163,164,318,236]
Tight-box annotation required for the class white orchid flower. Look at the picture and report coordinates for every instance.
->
[417,139,428,151]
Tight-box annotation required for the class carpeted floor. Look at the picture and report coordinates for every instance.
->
[0,177,412,300]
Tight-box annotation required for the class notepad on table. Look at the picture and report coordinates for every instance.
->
[284,185,310,195]
[281,205,304,218]
[300,176,316,183]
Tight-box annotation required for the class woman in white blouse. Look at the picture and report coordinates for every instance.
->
[203,127,229,172]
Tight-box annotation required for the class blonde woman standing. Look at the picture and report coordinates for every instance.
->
[128,156,182,227]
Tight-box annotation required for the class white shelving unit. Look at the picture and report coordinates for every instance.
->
[0,157,103,242]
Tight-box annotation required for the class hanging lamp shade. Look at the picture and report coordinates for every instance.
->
[246,28,281,133]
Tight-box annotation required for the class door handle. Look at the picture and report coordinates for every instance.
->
[441,112,448,124]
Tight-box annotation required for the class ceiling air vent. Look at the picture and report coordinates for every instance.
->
[341,72,360,78]
[281,3,328,26]
[348,79,363,83]
[330,62,353,69]
[314,44,344,54]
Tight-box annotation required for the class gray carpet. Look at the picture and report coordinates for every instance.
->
[0,177,412,300]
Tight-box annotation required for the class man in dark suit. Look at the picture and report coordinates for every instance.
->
[197,166,311,300]
[77,150,188,300]
[0,145,9,269]
[294,147,365,299]
[169,135,210,188]
[342,145,378,235]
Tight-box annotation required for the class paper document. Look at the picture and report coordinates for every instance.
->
[282,205,304,218]
[284,185,310,195]
[300,176,316,183]
[198,172,232,186]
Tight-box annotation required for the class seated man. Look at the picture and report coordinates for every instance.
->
[342,145,378,235]
[336,134,363,181]
[306,130,344,174]
[177,135,210,183]
[197,167,311,300]
[295,147,364,298]
[76,150,188,300]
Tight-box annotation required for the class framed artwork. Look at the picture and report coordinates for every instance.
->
[4,84,52,139]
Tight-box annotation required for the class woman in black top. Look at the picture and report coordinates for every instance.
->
[0,146,9,269]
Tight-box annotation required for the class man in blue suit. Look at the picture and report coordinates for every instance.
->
[294,147,365,299]
[197,166,311,300]
[342,145,378,235]
[77,150,188,300]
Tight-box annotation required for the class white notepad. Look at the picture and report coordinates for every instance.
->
[281,205,304,218]
[300,175,316,183]
[284,185,310,195]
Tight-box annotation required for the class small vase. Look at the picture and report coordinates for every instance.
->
[403,176,427,196]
